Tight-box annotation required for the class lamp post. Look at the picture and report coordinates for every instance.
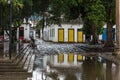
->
[8,0,12,59]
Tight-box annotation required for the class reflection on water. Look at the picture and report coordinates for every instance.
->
[0,42,24,59]
[0,42,31,80]
[34,53,120,80]
[1,42,120,80]
[0,74,32,80]
[82,57,104,80]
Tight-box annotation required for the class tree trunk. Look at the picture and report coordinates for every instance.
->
[106,60,112,80]
[5,30,9,36]
[91,25,98,44]
[104,23,114,47]
[42,15,45,36]
[38,29,40,38]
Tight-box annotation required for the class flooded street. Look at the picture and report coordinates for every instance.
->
[33,53,120,80]
[0,39,120,80]
[32,39,120,80]
[0,0,119,79]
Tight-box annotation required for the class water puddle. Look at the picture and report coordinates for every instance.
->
[33,53,120,80]
[0,42,120,80]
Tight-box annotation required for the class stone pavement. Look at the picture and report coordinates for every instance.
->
[76,44,114,52]
[35,38,115,55]
[35,39,116,61]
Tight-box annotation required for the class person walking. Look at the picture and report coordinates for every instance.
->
[30,36,35,48]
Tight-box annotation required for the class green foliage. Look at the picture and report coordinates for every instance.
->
[102,0,115,25]
[63,0,82,20]
[82,20,92,35]
[50,0,61,15]
[12,0,24,28]
[32,0,50,14]
[13,0,23,9]
[36,20,42,29]
[21,0,33,18]
[0,0,114,37]
[81,0,105,35]
[50,0,65,20]
[0,2,9,28]
[0,0,34,29]
[101,0,115,47]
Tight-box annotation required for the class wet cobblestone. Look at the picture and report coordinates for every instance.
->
[35,39,86,56]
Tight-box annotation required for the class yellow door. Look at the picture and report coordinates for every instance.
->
[78,31,83,42]
[58,29,64,42]
[68,53,74,63]
[77,54,83,61]
[58,53,64,63]
[68,29,74,42]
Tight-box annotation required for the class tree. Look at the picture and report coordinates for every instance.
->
[0,0,35,43]
[32,0,50,34]
[0,0,24,42]
[0,0,11,29]
[26,0,106,45]
[0,0,24,27]
[35,20,42,38]
[21,0,33,21]
[49,0,105,44]
[62,0,82,20]
[80,0,105,44]
[102,0,115,47]
[50,0,82,21]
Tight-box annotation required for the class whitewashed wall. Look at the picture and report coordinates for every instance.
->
[44,24,84,42]
[24,24,30,40]
[43,24,117,42]
[43,27,49,41]
[49,54,81,67]
[30,30,36,39]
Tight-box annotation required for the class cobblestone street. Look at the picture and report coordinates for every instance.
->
[36,39,87,55]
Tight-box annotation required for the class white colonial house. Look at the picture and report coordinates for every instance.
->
[42,23,85,43]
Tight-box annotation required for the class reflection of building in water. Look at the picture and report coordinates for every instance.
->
[40,54,120,80]
[48,53,83,67]
[42,53,83,80]
[3,42,9,57]
[65,73,77,80]
[114,64,120,80]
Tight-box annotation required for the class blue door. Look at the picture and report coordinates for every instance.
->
[102,28,107,41]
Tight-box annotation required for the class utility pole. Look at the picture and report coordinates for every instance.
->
[8,0,12,59]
